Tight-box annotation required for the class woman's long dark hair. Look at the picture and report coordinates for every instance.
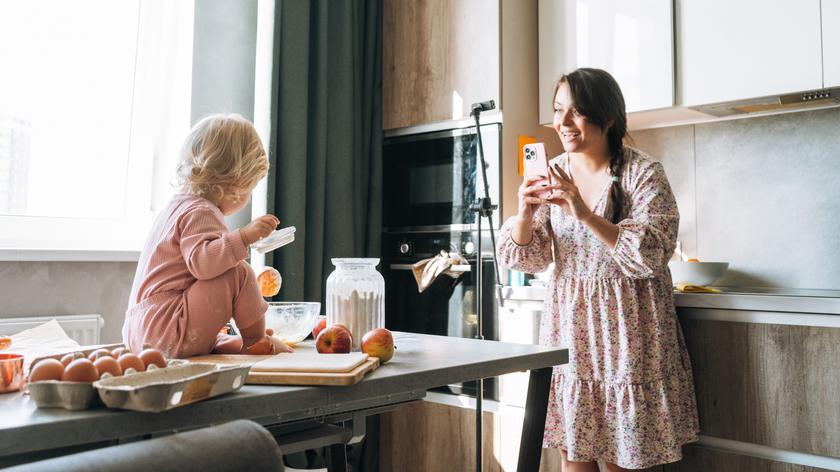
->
[554,68,628,224]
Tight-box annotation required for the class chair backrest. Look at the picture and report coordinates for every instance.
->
[3,419,284,472]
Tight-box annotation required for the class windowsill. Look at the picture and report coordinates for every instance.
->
[0,248,141,262]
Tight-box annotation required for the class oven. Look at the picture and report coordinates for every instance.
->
[382,230,499,400]
[383,123,501,232]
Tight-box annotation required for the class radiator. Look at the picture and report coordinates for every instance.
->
[0,314,104,345]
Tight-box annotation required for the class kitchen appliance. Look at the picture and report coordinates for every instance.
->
[382,123,501,232]
[382,229,499,399]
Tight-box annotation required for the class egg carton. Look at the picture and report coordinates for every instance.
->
[27,359,188,411]
[94,362,251,413]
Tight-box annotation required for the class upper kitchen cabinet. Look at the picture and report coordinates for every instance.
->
[538,0,674,124]
[382,0,500,130]
[676,0,823,106]
[824,0,840,87]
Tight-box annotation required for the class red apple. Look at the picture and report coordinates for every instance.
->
[312,316,327,340]
[361,328,395,364]
[316,325,353,354]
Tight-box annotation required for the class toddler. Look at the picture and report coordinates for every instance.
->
[123,114,291,358]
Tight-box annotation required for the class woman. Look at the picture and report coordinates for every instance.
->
[498,68,699,470]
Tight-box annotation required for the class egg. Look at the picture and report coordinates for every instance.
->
[93,356,123,378]
[62,359,99,382]
[29,358,65,382]
[110,347,128,358]
[117,353,145,374]
[138,349,167,369]
[87,349,113,362]
[60,352,84,367]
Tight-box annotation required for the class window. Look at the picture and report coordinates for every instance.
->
[0,0,194,255]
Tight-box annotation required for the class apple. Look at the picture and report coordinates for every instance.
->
[333,323,353,344]
[315,325,353,354]
[361,328,395,364]
[312,317,327,340]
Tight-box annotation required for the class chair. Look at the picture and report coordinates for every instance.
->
[2,420,285,472]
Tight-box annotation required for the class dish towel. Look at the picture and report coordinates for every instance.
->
[675,282,722,293]
[412,250,469,293]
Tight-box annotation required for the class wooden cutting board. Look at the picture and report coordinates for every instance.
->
[187,352,379,386]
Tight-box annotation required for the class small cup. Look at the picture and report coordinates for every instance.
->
[0,353,25,394]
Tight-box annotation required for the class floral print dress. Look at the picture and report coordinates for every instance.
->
[498,147,699,469]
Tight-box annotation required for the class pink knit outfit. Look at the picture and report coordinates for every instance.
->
[123,194,267,358]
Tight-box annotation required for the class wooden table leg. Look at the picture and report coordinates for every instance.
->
[516,367,552,472]
[326,443,348,472]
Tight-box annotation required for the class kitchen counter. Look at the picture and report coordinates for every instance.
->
[502,285,840,317]
[0,332,567,471]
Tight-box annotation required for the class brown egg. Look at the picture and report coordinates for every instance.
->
[60,352,84,367]
[110,347,128,358]
[138,349,167,369]
[93,356,123,378]
[29,358,65,382]
[62,359,99,382]
[87,349,113,362]
[117,353,145,373]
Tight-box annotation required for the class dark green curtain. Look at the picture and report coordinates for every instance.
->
[268,0,383,305]
[266,1,382,470]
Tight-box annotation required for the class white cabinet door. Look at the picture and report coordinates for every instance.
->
[676,0,823,106]
[538,0,673,124]
[824,0,840,87]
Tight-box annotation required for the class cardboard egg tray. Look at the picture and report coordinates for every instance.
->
[27,344,250,412]
[94,362,250,413]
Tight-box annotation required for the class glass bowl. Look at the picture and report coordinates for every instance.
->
[264,302,322,345]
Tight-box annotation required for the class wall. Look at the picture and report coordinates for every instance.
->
[0,1,260,344]
[632,107,840,290]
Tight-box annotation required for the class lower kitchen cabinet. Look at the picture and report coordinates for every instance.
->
[380,400,501,472]
[679,317,840,457]
[662,445,834,472]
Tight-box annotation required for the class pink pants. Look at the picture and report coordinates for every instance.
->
[124,261,268,358]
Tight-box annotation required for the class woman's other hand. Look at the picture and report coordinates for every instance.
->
[547,163,594,222]
[265,328,294,353]
[241,214,280,246]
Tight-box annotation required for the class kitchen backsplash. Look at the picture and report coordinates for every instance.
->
[633,106,840,290]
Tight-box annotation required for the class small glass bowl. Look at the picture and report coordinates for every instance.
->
[264,302,322,345]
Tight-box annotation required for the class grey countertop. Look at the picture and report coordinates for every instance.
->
[501,285,840,316]
[0,332,568,459]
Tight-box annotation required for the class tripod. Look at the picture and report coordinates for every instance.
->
[469,99,503,472]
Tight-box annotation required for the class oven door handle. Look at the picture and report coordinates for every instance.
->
[389,263,471,272]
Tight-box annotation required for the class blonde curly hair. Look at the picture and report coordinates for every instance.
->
[176,113,268,204]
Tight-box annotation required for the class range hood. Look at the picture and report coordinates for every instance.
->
[690,86,840,118]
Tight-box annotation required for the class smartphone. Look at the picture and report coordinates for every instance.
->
[523,143,553,199]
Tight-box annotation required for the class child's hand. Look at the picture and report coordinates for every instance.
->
[265,328,294,353]
[241,214,280,246]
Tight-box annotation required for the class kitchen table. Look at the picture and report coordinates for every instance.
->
[0,332,567,472]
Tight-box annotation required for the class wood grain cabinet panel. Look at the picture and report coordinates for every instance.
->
[382,0,500,130]
[680,318,840,457]
[380,401,501,472]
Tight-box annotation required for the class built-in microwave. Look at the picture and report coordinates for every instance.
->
[382,123,501,232]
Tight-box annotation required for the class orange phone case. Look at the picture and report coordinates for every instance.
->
[522,143,553,199]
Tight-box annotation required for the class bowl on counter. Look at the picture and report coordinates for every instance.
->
[668,261,729,286]
[264,302,322,345]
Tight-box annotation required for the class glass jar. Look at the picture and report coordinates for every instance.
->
[325,258,385,349]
